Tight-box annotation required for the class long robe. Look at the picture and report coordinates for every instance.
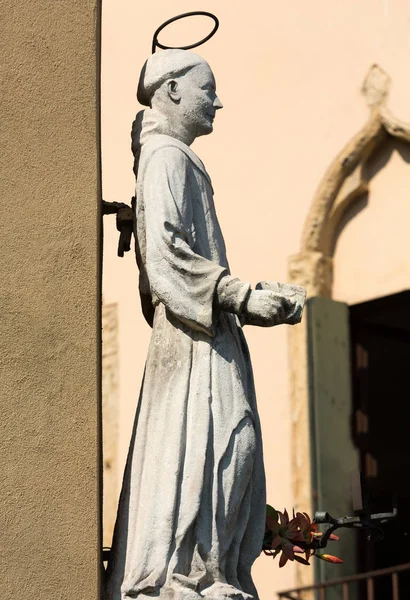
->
[104,134,266,600]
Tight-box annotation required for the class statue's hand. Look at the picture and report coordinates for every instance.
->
[253,281,306,326]
[241,290,293,327]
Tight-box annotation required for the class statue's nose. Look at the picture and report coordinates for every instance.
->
[214,96,223,110]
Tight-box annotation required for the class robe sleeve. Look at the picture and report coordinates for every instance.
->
[142,145,228,336]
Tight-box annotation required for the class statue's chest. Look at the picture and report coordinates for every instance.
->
[189,169,228,266]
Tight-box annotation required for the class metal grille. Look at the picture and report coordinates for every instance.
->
[277,562,410,600]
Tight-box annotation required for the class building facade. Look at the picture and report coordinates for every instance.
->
[102,2,410,597]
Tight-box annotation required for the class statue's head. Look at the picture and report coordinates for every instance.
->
[137,49,223,142]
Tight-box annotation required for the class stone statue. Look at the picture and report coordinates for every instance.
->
[104,49,306,600]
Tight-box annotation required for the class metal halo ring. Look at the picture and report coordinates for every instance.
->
[152,12,219,54]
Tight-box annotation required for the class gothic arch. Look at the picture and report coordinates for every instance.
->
[290,64,410,298]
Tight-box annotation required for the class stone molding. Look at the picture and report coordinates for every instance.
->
[102,302,119,549]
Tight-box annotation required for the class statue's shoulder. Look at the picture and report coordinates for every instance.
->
[140,134,212,189]
[142,134,205,168]
[141,134,190,162]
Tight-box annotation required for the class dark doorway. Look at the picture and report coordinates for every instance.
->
[350,290,410,598]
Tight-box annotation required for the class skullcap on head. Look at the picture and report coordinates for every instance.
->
[137,49,208,106]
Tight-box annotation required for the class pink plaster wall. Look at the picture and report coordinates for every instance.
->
[102,2,410,596]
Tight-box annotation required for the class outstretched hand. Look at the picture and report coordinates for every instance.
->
[241,282,306,328]
[241,290,293,327]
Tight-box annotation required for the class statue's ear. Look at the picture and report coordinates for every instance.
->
[167,80,181,103]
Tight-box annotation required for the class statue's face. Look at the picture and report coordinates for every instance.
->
[175,63,223,138]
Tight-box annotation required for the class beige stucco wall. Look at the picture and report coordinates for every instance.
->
[1,2,102,599]
[333,137,410,304]
[102,2,410,597]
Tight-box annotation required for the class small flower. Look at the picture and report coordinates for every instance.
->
[296,511,318,544]
[313,531,340,541]
[265,508,305,568]
[264,505,342,568]
[316,554,343,564]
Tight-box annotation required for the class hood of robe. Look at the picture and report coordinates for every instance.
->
[131,108,213,191]
[131,108,172,176]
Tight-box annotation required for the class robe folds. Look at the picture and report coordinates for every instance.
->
[105,134,266,600]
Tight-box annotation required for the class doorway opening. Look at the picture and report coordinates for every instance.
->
[350,290,410,598]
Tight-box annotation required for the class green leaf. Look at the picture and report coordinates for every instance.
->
[266,504,279,521]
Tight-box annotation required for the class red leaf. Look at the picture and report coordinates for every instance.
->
[279,551,289,568]
[291,531,306,543]
[296,512,309,530]
[294,555,311,566]
[282,542,296,560]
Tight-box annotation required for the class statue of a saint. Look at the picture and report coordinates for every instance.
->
[105,49,305,600]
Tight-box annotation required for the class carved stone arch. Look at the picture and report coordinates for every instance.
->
[286,65,410,589]
[290,64,410,298]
